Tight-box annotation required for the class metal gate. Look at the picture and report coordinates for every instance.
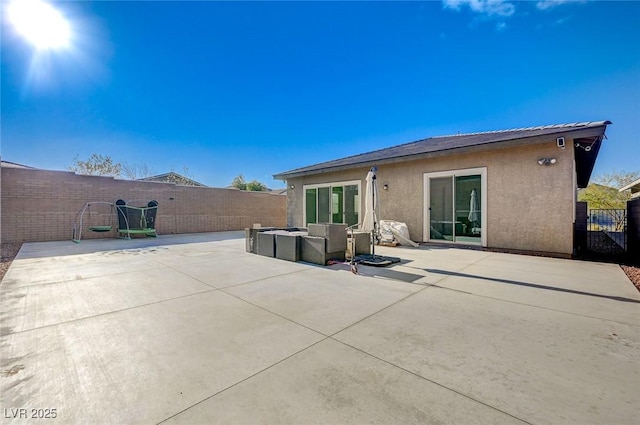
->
[586,209,627,256]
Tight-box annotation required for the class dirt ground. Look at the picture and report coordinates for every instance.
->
[0,242,638,291]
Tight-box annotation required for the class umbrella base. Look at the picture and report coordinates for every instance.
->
[354,254,401,267]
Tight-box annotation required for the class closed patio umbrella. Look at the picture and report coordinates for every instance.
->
[361,168,378,233]
[354,167,400,268]
[468,189,479,225]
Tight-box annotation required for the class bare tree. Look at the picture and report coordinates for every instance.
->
[67,154,122,177]
[122,162,155,180]
[579,170,640,231]
[593,170,640,190]
[581,170,640,210]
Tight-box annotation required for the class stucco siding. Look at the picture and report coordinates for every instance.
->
[284,138,577,255]
[485,142,575,254]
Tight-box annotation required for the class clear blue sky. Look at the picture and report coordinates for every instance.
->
[2,0,639,188]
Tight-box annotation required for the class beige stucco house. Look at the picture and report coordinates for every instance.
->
[274,121,611,256]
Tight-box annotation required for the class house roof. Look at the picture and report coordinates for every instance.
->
[273,121,611,188]
[225,185,286,194]
[138,172,207,187]
[269,188,288,195]
[1,160,37,169]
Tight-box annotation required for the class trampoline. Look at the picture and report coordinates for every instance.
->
[115,199,159,239]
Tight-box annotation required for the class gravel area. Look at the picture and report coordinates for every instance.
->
[0,243,22,282]
[621,265,640,292]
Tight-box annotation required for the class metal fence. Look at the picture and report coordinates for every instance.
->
[629,198,640,259]
[586,209,627,255]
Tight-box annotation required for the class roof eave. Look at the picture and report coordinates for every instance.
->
[274,124,609,180]
[619,178,640,193]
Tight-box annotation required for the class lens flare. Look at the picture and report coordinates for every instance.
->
[8,0,71,50]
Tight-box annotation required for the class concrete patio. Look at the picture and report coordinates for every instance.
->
[1,231,638,425]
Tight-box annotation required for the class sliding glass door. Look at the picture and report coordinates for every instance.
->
[304,181,360,227]
[429,177,455,241]
[424,168,486,246]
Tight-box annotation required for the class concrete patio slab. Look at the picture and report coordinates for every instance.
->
[173,254,312,289]
[1,251,161,288]
[0,267,214,334]
[11,231,244,259]
[162,338,526,425]
[435,261,639,324]
[137,237,247,268]
[474,252,630,283]
[225,266,423,335]
[1,290,322,425]
[334,285,640,425]
[139,244,245,267]
[347,245,494,285]
[1,232,639,425]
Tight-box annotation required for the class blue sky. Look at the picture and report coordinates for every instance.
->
[2,0,639,188]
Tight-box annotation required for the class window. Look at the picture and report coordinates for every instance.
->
[304,181,360,226]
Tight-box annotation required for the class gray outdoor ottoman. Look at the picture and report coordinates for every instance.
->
[301,235,345,265]
[275,232,305,262]
[308,223,347,253]
[256,232,277,257]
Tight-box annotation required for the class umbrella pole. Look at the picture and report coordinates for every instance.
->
[372,173,376,258]
[371,229,376,257]
[355,167,401,268]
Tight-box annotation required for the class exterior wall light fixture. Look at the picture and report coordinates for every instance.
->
[383,184,389,190]
[289,184,295,189]
[537,158,557,166]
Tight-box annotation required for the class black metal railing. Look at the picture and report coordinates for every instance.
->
[586,209,627,255]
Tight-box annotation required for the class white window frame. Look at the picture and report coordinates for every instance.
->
[423,167,487,246]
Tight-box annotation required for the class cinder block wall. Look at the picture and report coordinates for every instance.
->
[0,168,286,243]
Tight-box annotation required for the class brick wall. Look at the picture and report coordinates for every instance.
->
[0,167,287,243]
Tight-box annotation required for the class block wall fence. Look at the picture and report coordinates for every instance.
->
[0,167,287,243]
